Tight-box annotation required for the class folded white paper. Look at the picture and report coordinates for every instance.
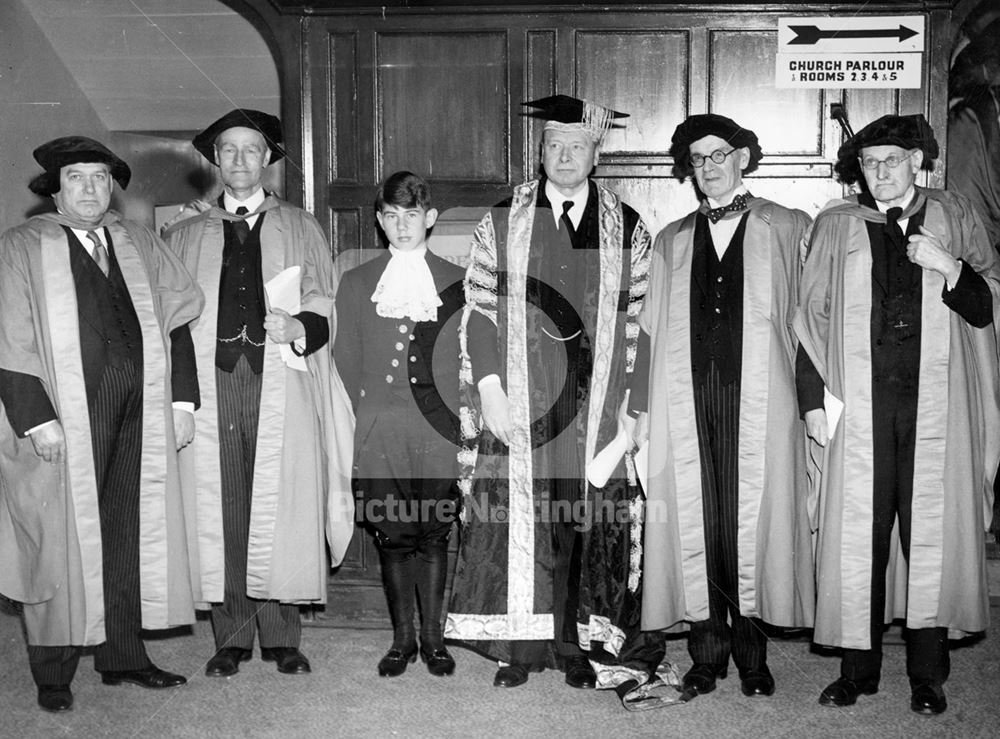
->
[823,387,844,438]
[634,439,649,494]
[264,266,308,372]
[587,423,630,488]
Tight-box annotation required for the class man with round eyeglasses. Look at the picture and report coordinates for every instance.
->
[795,113,1000,715]
[631,113,815,700]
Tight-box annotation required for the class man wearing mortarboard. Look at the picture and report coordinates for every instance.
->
[631,114,816,700]
[164,109,354,679]
[446,95,656,693]
[0,136,204,711]
[795,114,1000,715]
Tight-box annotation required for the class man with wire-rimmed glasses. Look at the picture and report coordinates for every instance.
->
[795,113,1000,715]
[631,113,815,700]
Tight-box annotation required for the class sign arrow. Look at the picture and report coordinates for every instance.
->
[788,24,919,46]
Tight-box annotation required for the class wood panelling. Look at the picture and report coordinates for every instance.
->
[710,30,823,156]
[575,31,689,155]
[376,32,509,181]
[294,3,951,608]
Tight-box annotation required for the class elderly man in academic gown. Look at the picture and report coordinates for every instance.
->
[631,114,815,700]
[0,137,203,712]
[446,95,653,691]
[164,109,354,678]
[795,114,1000,716]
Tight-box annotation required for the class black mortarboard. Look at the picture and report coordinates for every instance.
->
[521,95,627,141]
[28,136,131,196]
[834,113,938,185]
[668,114,763,180]
[192,108,285,165]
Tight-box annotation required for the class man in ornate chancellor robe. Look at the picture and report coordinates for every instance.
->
[795,114,999,716]
[446,96,652,691]
[0,137,203,712]
[165,109,354,678]
[633,114,815,700]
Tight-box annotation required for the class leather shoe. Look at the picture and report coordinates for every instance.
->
[494,664,532,688]
[564,655,597,689]
[818,676,879,707]
[377,645,418,677]
[682,663,728,696]
[37,684,73,712]
[420,644,456,677]
[910,683,947,715]
[205,647,252,677]
[101,665,186,689]
[739,666,775,697]
[261,647,311,675]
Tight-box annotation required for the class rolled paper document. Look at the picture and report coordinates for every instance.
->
[587,422,630,488]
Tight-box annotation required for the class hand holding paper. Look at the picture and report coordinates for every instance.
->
[264,266,308,371]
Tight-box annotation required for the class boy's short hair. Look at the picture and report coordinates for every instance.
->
[375,171,432,212]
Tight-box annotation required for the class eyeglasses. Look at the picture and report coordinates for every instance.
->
[689,149,738,168]
[858,151,916,170]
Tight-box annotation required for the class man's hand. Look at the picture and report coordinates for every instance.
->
[174,409,195,451]
[907,226,961,283]
[264,308,305,344]
[30,421,65,464]
[804,408,829,447]
[480,383,512,446]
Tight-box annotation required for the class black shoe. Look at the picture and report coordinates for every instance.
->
[37,684,73,712]
[564,655,597,690]
[682,663,728,696]
[739,666,775,697]
[910,683,947,715]
[420,643,456,677]
[818,676,879,707]
[377,645,418,677]
[261,647,311,675]
[205,647,252,677]
[101,665,186,689]
[494,664,530,688]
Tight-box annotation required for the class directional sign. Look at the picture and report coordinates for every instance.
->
[778,16,924,54]
[776,53,922,89]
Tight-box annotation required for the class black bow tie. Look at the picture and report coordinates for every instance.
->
[705,192,752,224]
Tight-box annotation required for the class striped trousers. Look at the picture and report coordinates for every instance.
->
[210,356,300,651]
[688,363,767,673]
[28,360,150,685]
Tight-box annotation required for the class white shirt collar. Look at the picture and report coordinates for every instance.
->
[223,187,266,214]
[545,180,589,229]
[69,225,105,255]
[706,184,749,210]
[874,186,916,214]
[388,244,428,260]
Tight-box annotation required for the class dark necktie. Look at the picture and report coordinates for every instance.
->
[705,192,752,224]
[233,206,250,244]
[885,206,905,250]
[560,200,577,244]
[86,230,110,276]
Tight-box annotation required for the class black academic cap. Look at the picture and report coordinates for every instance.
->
[521,95,627,140]
[192,108,285,165]
[668,114,763,180]
[834,113,938,185]
[29,136,131,196]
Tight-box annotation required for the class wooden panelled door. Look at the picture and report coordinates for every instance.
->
[301,3,950,623]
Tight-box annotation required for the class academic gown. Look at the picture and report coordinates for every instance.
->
[639,197,816,633]
[165,196,355,605]
[793,188,1000,649]
[446,178,650,665]
[0,212,203,646]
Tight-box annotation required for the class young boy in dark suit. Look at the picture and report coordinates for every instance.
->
[334,171,495,677]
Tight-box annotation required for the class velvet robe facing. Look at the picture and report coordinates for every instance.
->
[165,196,354,605]
[793,188,1000,649]
[640,198,815,633]
[0,212,203,646]
[446,179,650,663]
